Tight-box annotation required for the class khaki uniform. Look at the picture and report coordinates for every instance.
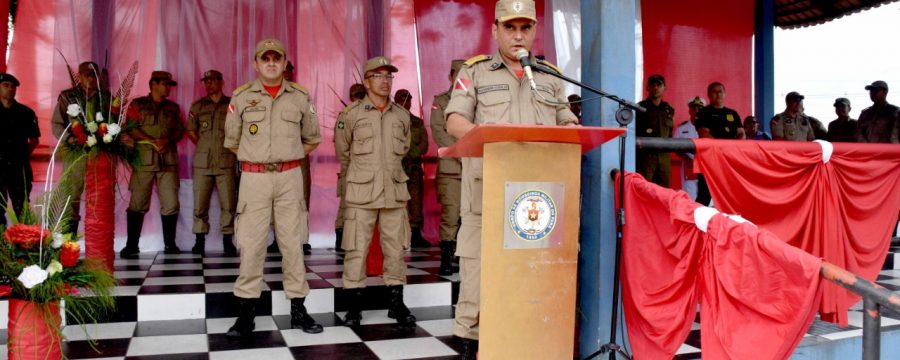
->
[856,103,900,143]
[402,114,429,229]
[430,90,462,242]
[225,79,321,299]
[770,112,815,142]
[127,96,184,215]
[635,99,674,186]
[335,96,412,289]
[51,87,112,231]
[188,95,237,234]
[445,53,578,339]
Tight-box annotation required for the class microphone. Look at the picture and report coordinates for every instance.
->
[515,49,537,91]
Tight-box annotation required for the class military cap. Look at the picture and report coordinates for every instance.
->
[150,71,178,86]
[865,80,888,91]
[200,70,223,81]
[687,96,706,107]
[833,97,851,107]
[255,38,286,59]
[78,61,100,75]
[0,73,20,86]
[647,74,665,86]
[495,0,537,23]
[363,56,398,74]
[785,91,804,102]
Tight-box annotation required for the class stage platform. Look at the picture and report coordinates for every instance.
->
[1,244,899,359]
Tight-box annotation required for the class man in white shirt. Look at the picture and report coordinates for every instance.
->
[673,96,704,200]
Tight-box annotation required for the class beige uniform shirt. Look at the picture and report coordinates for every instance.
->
[445,52,578,223]
[771,111,815,141]
[224,79,322,163]
[430,90,462,177]
[189,95,236,174]
[334,97,412,209]
[128,96,185,172]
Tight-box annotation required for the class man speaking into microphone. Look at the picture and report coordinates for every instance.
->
[445,1,578,358]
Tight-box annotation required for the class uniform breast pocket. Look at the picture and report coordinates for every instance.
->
[392,168,411,202]
[533,86,558,125]
[198,112,213,133]
[391,123,408,155]
[281,108,302,138]
[352,125,375,155]
[242,110,265,137]
[477,90,511,122]
[345,170,375,205]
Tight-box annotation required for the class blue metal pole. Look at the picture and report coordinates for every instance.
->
[755,0,775,134]
[578,1,639,358]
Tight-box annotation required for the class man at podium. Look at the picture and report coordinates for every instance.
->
[444,1,579,357]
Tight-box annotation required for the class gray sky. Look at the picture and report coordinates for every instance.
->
[774,2,900,125]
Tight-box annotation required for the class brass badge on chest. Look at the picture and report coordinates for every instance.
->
[726,114,735,122]
[249,124,259,135]
[248,99,260,106]
[201,121,209,129]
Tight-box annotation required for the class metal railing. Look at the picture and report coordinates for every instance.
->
[635,136,900,359]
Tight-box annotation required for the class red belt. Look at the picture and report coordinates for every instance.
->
[241,159,302,173]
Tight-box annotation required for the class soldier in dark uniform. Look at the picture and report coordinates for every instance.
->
[636,74,674,187]
[431,60,464,275]
[120,71,185,258]
[395,89,431,248]
[51,62,111,234]
[695,82,743,205]
[0,73,40,226]
[856,81,899,144]
[827,97,857,143]
[187,70,237,256]
[568,94,582,123]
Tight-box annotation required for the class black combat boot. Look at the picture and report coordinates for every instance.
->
[161,214,181,254]
[222,234,237,256]
[192,233,206,255]
[334,228,344,253]
[303,243,312,255]
[410,227,431,248]
[290,297,323,333]
[342,288,363,326]
[267,240,280,254]
[457,336,479,360]
[119,210,143,259]
[438,241,455,276]
[226,297,257,339]
[387,286,416,325]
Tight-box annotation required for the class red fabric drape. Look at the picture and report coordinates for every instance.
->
[620,172,822,359]
[83,153,117,272]
[7,299,62,360]
[694,139,900,325]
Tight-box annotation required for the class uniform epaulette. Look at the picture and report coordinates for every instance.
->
[536,59,562,75]
[392,102,411,115]
[464,55,491,67]
[289,82,308,94]
[232,82,253,96]
[341,100,361,114]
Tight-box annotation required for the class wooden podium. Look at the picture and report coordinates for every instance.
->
[441,124,624,359]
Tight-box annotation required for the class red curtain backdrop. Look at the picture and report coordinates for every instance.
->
[0,0,9,73]
[694,139,900,326]
[619,172,822,360]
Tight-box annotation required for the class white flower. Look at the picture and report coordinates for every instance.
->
[86,135,97,147]
[51,232,65,248]
[66,104,82,117]
[86,121,99,133]
[107,123,121,136]
[46,260,63,276]
[95,112,105,122]
[18,265,49,289]
[103,134,114,143]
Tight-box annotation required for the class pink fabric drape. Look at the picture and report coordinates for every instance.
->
[619,172,822,359]
[694,139,900,325]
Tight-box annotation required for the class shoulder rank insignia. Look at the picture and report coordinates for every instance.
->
[233,82,253,96]
[536,59,563,75]
[290,82,309,94]
[464,54,491,67]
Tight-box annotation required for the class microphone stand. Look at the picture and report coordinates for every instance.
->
[530,64,638,360]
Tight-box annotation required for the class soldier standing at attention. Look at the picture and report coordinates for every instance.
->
[0,73,40,226]
[394,88,431,248]
[224,39,323,337]
[636,74,674,187]
[827,97,857,143]
[187,70,237,256]
[430,60,464,276]
[445,1,579,357]
[333,83,367,252]
[120,71,184,258]
[335,56,417,327]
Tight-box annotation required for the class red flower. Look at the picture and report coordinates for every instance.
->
[98,122,108,136]
[60,242,81,268]
[71,121,88,145]
[2,224,50,249]
[0,284,11,297]
[60,283,79,296]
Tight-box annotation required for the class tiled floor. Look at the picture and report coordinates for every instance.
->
[2,245,899,359]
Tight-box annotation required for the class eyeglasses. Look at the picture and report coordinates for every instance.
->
[366,73,394,80]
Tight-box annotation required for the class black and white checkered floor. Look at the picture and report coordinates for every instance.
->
[2,245,899,359]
